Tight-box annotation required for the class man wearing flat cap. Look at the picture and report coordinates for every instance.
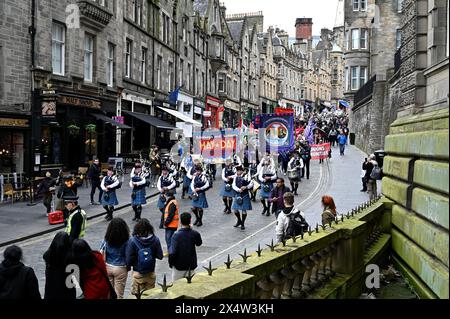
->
[63,196,87,242]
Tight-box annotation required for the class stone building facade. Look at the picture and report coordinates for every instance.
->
[257,27,278,114]
[382,0,449,299]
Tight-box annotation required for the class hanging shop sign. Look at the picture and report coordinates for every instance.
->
[0,118,29,128]
[58,95,101,109]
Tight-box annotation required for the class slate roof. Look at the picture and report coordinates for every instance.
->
[193,0,209,16]
[227,20,245,42]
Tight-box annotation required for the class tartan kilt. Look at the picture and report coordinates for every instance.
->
[131,188,147,205]
[220,183,235,197]
[192,191,208,208]
[231,193,252,211]
[259,182,273,199]
[101,190,119,206]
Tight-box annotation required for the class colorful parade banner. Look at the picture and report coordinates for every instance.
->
[275,107,295,115]
[310,143,331,160]
[259,114,295,153]
[192,129,239,164]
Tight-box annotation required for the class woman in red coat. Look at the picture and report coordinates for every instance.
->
[69,239,115,299]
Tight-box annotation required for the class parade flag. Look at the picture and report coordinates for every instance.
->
[304,118,317,145]
[259,113,295,153]
[169,86,183,104]
[192,129,239,164]
[310,143,331,160]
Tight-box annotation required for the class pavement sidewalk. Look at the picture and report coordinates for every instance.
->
[0,176,160,246]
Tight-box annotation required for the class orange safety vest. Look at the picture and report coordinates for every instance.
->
[164,199,179,229]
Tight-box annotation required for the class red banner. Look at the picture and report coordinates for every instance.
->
[311,143,331,160]
[275,107,294,115]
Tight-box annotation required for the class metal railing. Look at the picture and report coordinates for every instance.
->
[354,75,376,106]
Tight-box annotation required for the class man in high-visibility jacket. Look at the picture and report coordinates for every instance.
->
[163,190,179,254]
[63,195,87,242]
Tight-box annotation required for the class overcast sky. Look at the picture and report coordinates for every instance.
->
[222,0,342,37]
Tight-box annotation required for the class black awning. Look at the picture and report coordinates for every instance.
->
[90,113,132,129]
[122,110,175,130]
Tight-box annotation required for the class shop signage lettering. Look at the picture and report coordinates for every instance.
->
[0,118,29,127]
[58,96,101,109]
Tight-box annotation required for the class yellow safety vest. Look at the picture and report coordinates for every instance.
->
[65,208,87,238]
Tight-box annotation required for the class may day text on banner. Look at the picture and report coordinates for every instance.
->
[310,143,331,160]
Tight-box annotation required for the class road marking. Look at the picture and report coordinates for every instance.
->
[201,164,325,264]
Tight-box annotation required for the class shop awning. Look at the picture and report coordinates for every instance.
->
[90,113,132,129]
[156,106,202,126]
[122,110,175,130]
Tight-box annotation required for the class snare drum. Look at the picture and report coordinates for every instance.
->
[287,169,299,180]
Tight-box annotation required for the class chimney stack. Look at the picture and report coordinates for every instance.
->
[295,18,313,42]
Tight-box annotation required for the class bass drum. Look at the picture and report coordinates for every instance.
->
[287,169,299,180]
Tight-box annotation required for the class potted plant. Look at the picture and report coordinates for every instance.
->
[85,124,96,133]
[67,124,80,136]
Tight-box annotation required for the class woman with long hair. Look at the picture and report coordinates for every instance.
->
[321,195,337,225]
[126,218,163,296]
[100,218,130,299]
[69,239,115,299]
[43,232,76,299]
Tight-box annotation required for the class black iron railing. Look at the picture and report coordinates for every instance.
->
[354,75,376,106]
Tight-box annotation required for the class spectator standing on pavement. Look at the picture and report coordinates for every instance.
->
[360,157,368,192]
[328,127,338,147]
[169,213,202,282]
[101,166,120,222]
[321,195,337,225]
[126,218,163,295]
[337,131,347,156]
[269,178,291,218]
[43,232,76,299]
[87,158,102,205]
[37,171,56,216]
[275,192,308,242]
[300,142,311,180]
[364,154,379,200]
[149,145,161,188]
[69,239,116,299]
[99,218,130,299]
[0,245,41,299]
[231,166,254,230]
[63,196,87,242]
[163,190,179,253]
[130,162,147,222]
[342,126,350,145]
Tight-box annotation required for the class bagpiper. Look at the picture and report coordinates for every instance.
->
[248,159,259,202]
[129,162,147,222]
[190,165,210,227]
[258,158,277,216]
[180,152,193,199]
[157,166,176,229]
[231,166,254,230]
[101,166,120,221]
[220,158,236,214]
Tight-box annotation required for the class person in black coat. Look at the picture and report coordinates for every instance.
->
[300,142,312,179]
[57,175,83,220]
[37,171,56,216]
[88,159,103,205]
[43,232,76,299]
[168,213,202,282]
[0,245,41,299]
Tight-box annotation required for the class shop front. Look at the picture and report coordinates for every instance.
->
[0,115,30,174]
[204,96,223,129]
[223,100,240,129]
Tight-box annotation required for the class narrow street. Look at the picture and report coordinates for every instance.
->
[0,145,375,297]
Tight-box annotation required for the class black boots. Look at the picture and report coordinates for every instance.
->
[192,208,199,226]
[104,206,113,221]
[234,211,242,227]
[133,206,142,221]
[159,208,165,229]
[223,198,231,214]
[132,205,138,221]
[261,200,266,215]
[241,213,247,230]
[197,209,203,227]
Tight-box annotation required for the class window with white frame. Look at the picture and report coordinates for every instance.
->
[52,22,65,75]
[360,29,368,49]
[396,29,402,49]
[218,73,225,92]
[360,0,366,11]
[107,43,114,87]
[397,0,403,13]
[359,66,367,88]
[352,29,360,49]
[353,0,359,11]
[140,47,147,83]
[84,34,94,82]
[350,66,359,90]
[125,39,132,78]
[157,55,162,89]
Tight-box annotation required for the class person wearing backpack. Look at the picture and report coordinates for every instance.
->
[275,192,308,242]
[126,218,163,295]
[364,154,380,200]
[101,166,120,222]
